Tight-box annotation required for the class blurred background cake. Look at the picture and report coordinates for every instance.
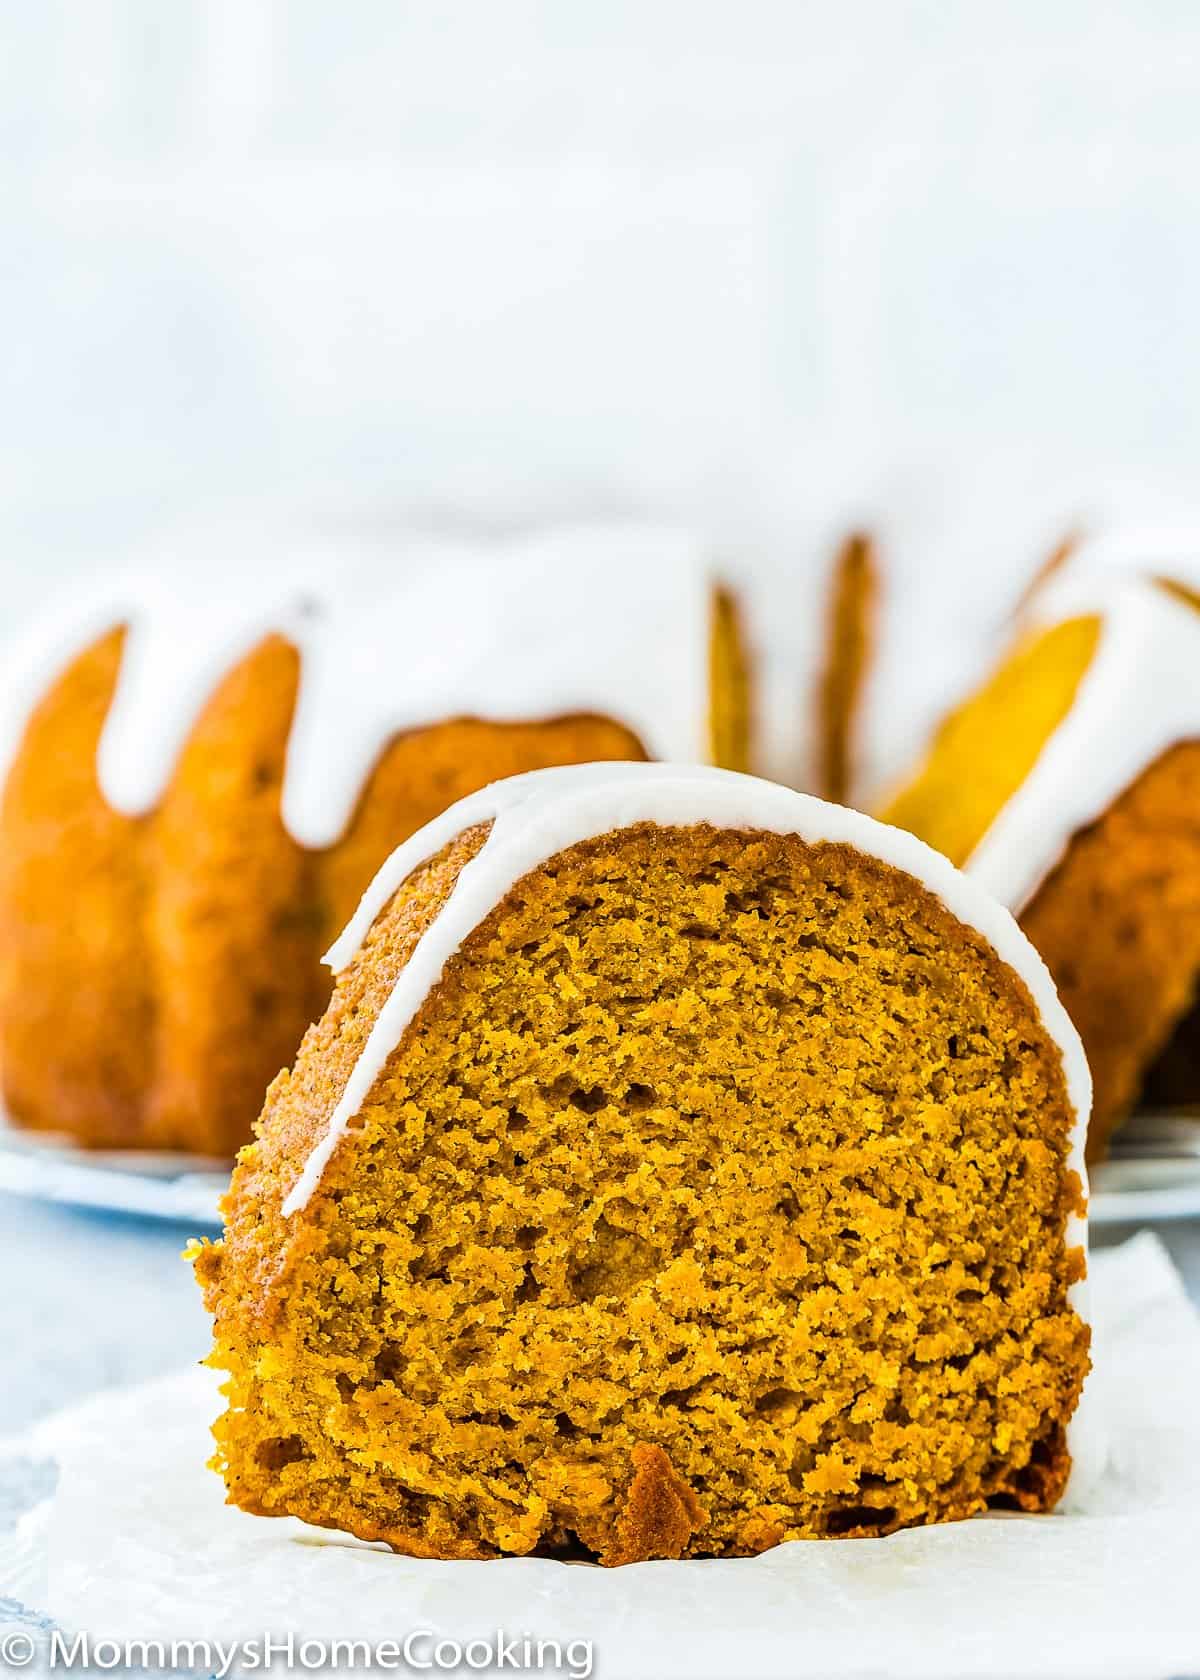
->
[883,543,1200,1159]
[0,532,750,1156]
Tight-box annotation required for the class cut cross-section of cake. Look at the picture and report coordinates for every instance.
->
[194,762,1091,1564]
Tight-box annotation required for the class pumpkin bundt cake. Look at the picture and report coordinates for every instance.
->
[0,536,748,1157]
[194,762,1091,1564]
[883,559,1200,1160]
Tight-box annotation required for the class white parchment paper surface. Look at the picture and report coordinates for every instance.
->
[5,1233,1200,1680]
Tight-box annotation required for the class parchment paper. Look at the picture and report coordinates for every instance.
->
[9,1233,1200,1680]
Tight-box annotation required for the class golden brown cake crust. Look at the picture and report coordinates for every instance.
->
[815,532,878,806]
[0,574,754,1157]
[708,586,753,774]
[0,624,646,1155]
[0,630,151,1147]
[144,636,324,1154]
[1021,740,1200,1160]
[197,820,1088,1564]
[599,1444,707,1567]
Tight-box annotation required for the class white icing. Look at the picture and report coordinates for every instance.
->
[285,759,1093,1328]
[967,563,1200,913]
[1045,524,1200,595]
[0,527,714,851]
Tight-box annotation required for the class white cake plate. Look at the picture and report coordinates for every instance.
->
[0,1110,227,1227]
[1089,1110,1200,1225]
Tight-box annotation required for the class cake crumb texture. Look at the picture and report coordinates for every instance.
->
[198,820,1089,1562]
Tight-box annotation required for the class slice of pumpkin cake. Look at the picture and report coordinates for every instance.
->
[194,762,1091,1564]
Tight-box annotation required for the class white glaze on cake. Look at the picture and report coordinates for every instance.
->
[1045,524,1200,595]
[0,527,714,852]
[285,761,1093,1282]
[967,560,1200,912]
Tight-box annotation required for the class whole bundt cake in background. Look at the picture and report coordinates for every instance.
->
[882,548,1200,1160]
[193,763,1090,1564]
[0,531,751,1157]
